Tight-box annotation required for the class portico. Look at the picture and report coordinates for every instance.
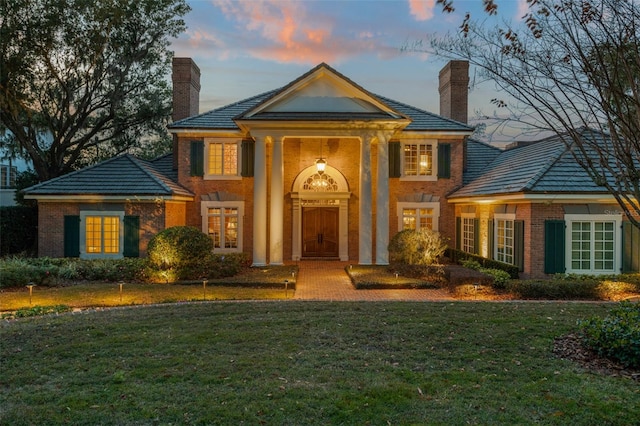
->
[243,127,404,267]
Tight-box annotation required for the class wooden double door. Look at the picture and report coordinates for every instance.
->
[302,207,339,258]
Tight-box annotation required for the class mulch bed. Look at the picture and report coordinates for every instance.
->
[553,333,640,381]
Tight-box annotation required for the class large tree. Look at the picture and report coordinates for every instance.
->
[409,0,640,228]
[0,0,190,181]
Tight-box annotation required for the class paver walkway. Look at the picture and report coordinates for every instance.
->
[291,260,454,301]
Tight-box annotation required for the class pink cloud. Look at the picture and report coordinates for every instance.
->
[208,0,399,65]
[408,0,436,21]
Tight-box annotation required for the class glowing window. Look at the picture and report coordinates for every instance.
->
[207,141,238,176]
[403,143,433,177]
[85,215,120,255]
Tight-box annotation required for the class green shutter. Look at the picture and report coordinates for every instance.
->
[388,142,401,178]
[544,220,566,274]
[514,220,525,271]
[437,143,451,179]
[241,139,255,177]
[123,216,140,258]
[473,218,480,255]
[64,215,80,258]
[455,217,461,250]
[622,221,640,273]
[190,140,204,176]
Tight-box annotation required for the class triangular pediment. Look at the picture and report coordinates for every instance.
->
[238,63,406,119]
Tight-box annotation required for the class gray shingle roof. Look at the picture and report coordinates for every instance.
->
[24,154,193,197]
[168,63,473,133]
[451,129,621,198]
[463,139,502,185]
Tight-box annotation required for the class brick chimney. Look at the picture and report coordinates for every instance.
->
[172,57,201,121]
[438,60,469,124]
[171,57,201,169]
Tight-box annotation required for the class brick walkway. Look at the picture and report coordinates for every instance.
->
[291,260,454,301]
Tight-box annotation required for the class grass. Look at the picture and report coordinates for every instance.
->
[2,301,639,425]
[0,282,290,312]
[0,265,297,313]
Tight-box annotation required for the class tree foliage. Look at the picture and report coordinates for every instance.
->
[410,0,640,228]
[0,0,190,181]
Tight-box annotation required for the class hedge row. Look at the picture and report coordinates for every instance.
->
[446,248,519,279]
[0,253,250,289]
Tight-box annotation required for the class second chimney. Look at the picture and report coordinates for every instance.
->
[438,60,469,124]
[172,57,201,122]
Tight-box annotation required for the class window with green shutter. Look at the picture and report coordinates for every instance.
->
[514,220,524,271]
[544,220,565,274]
[190,140,204,176]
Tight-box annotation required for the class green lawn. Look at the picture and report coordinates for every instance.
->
[0,282,291,312]
[1,301,638,425]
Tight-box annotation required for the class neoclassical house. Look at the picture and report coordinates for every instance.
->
[25,59,639,278]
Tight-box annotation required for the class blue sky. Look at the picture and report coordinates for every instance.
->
[171,0,529,143]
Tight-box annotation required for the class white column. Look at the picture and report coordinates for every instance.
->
[359,134,373,264]
[376,133,390,265]
[252,135,268,266]
[269,136,284,265]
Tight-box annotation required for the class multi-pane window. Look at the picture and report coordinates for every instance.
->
[398,202,440,232]
[495,218,514,265]
[402,208,434,230]
[207,207,239,249]
[403,143,433,177]
[202,202,244,252]
[85,215,120,254]
[207,141,238,176]
[570,221,615,272]
[462,217,475,254]
[0,164,17,189]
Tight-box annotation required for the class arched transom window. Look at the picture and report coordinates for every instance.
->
[303,173,339,192]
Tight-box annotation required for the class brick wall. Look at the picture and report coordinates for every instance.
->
[37,202,79,257]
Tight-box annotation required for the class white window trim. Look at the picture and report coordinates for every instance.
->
[79,211,125,260]
[400,140,438,181]
[494,213,515,265]
[461,213,476,254]
[201,201,245,253]
[204,138,241,181]
[565,213,622,275]
[397,202,440,232]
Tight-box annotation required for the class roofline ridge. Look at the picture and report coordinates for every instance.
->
[169,88,281,127]
[23,153,131,192]
[375,93,474,130]
[521,140,570,190]
[129,155,180,194]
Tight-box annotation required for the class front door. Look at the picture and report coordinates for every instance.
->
[302,207,339,257]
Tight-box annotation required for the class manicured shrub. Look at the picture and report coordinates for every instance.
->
[459,258,510,289]
[0,257,58,288]
[147,226,213,271]
[482,268,511,289]
[506,279,601,300]
[447,248,520,279]
[579,301,640,368]
[388,229,447,266]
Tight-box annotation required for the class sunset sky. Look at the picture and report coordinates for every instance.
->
[171,0,529,143]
